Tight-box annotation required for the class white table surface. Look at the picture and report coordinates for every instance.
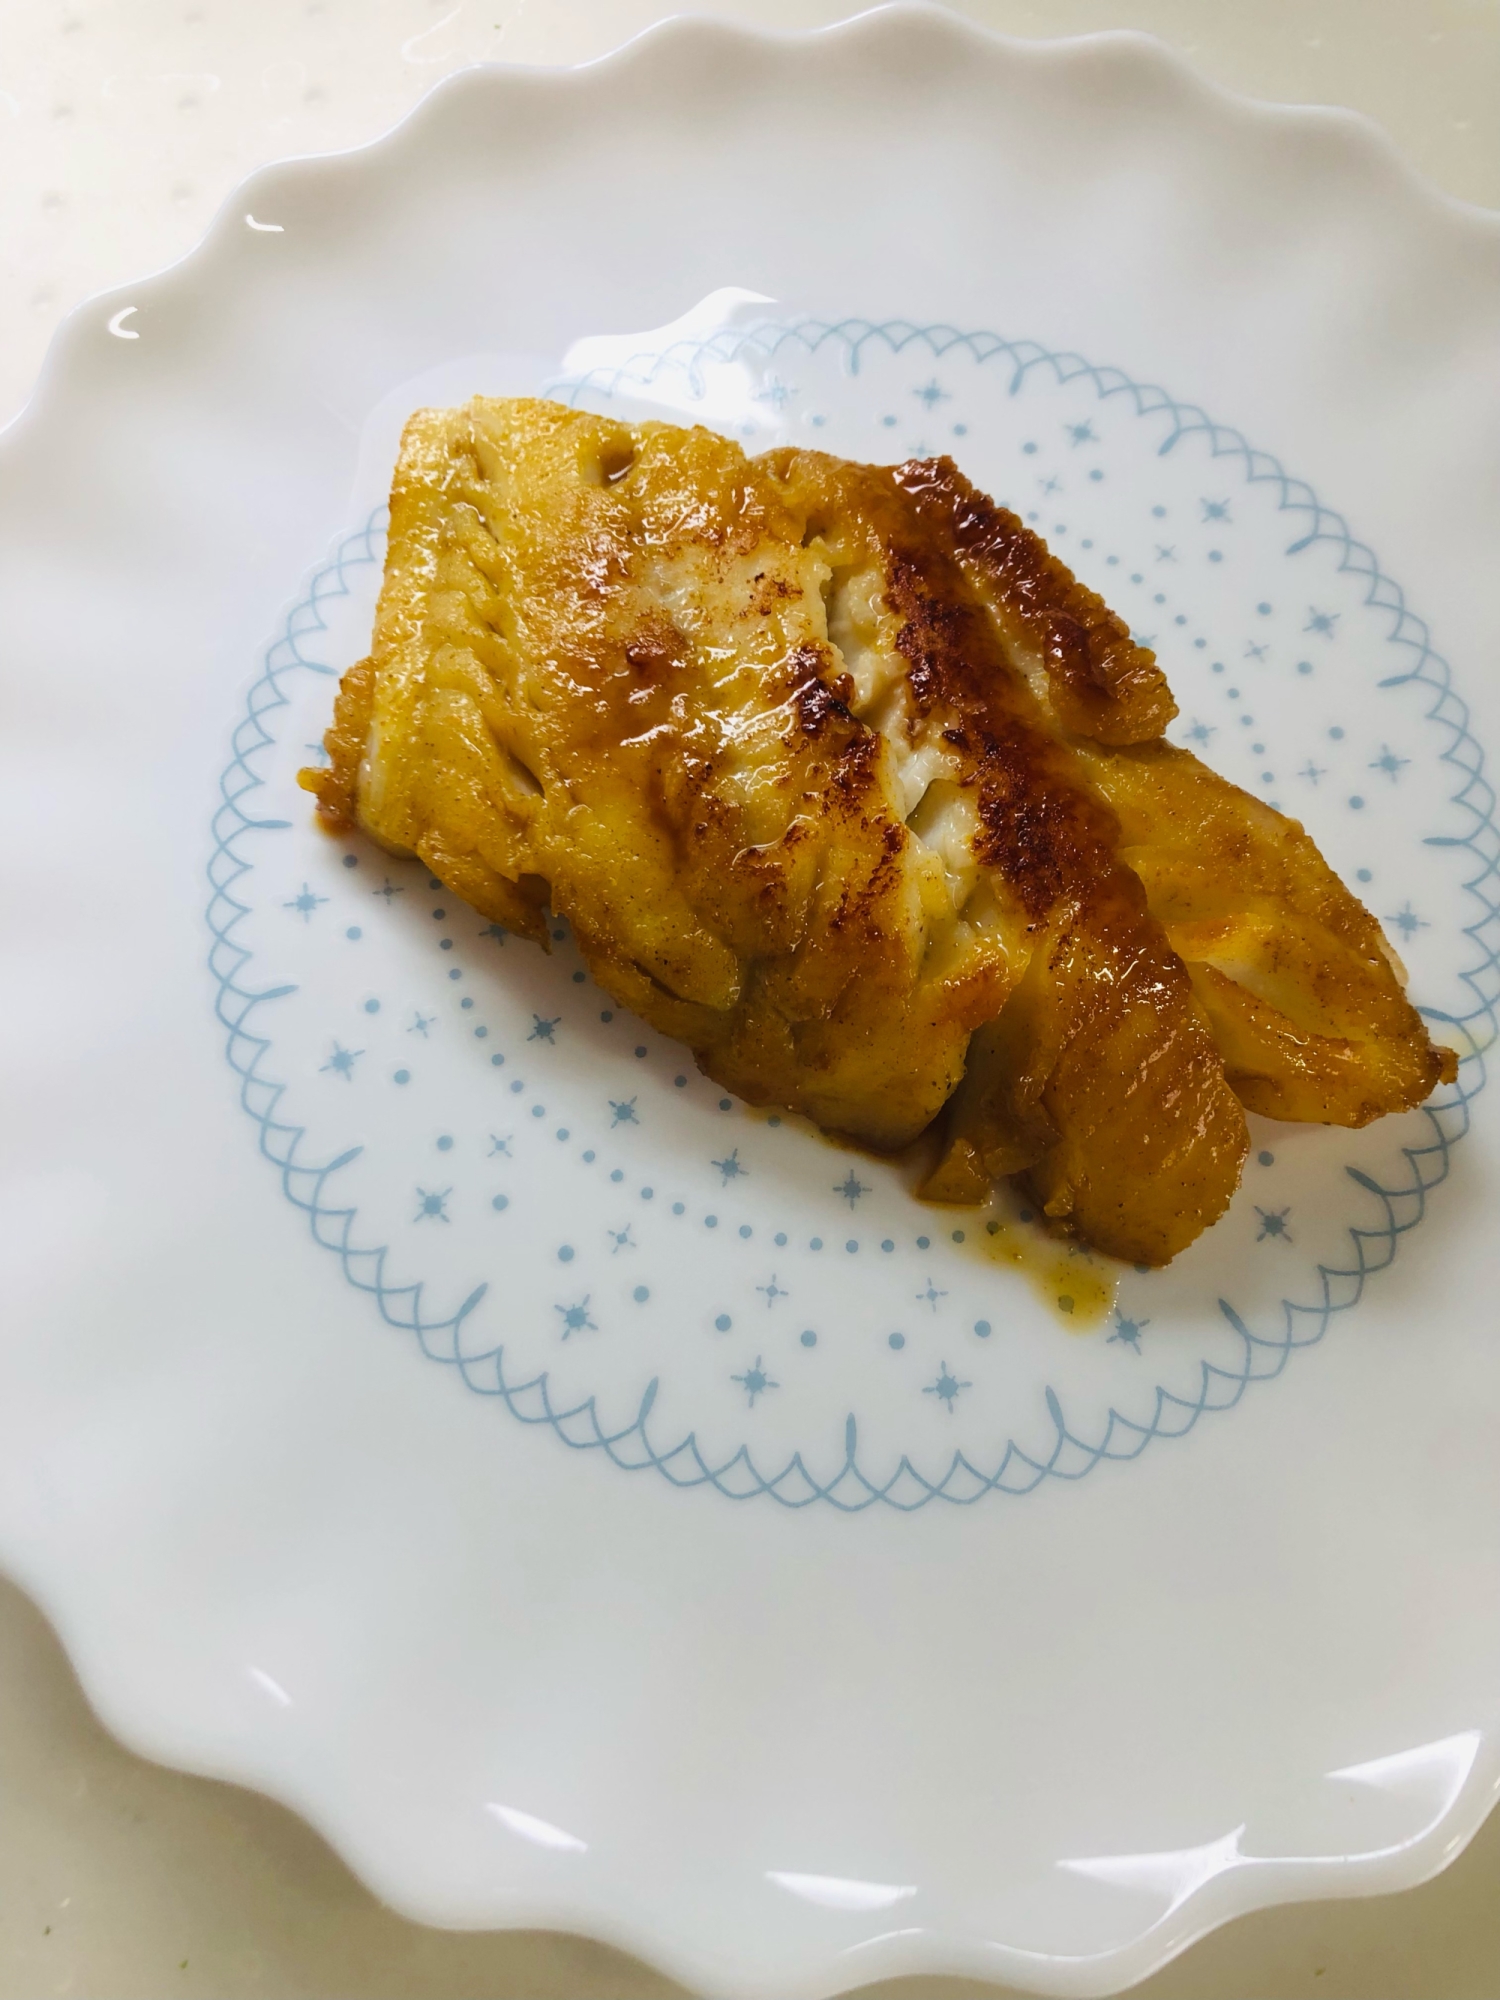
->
[1,3,1497,1994]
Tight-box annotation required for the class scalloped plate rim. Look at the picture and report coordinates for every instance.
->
[3,1,1498,466]
[1,11,1498,1999]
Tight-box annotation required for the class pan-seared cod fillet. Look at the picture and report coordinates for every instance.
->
[301,398,1456,1265]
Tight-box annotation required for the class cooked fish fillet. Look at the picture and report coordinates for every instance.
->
[301,397,1454,1265]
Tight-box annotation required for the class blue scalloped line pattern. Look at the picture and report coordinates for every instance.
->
[211,511,489,1360]
[208,322,1496,1511]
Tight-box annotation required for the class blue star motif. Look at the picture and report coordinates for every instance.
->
[556,1296,596,1338]
[1186,719,1216,745]
[914,378,950,408]
[916,1278,947,1312]
[479,923,508,944]
[1154,543,1176,563]
[1108,1312,1149,1352]
[284,883,327,921]
[711,1148,747,1185]
[320,1041,362,1080]
[1200,498,1231,522]
[1134,632,1156,648]
[1370,744,1410,782]
[732,1356,779,1407]
[1386,902,1428,938]
[488,1133,512,1157]
[757,1274,789,1307]
[409,1012,434,1036]
[1255,1205,1293,1243]
[1305,607,1339,637]
[754,374,794,409]
[1244,640,1268,661]
[608,1225,634,1254]
[529,1014,560,1043]
[1065,420,1097,446]
[834,1170,869,1208]
[1039,473,1063,496]
[373,877,404,902]
[610,1097,639,1127]
[414,1186,451,1223]
[923,1362,971,1411]
[1298,762,1326,785]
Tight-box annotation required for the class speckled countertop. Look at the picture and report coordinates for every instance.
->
[1,3,1497,1995]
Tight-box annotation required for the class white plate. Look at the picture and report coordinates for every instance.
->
[2,10,1498,1996]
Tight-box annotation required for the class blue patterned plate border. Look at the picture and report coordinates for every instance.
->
[206,320,1495,1511]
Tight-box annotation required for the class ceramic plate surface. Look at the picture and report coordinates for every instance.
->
[2,10,1499,1996]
